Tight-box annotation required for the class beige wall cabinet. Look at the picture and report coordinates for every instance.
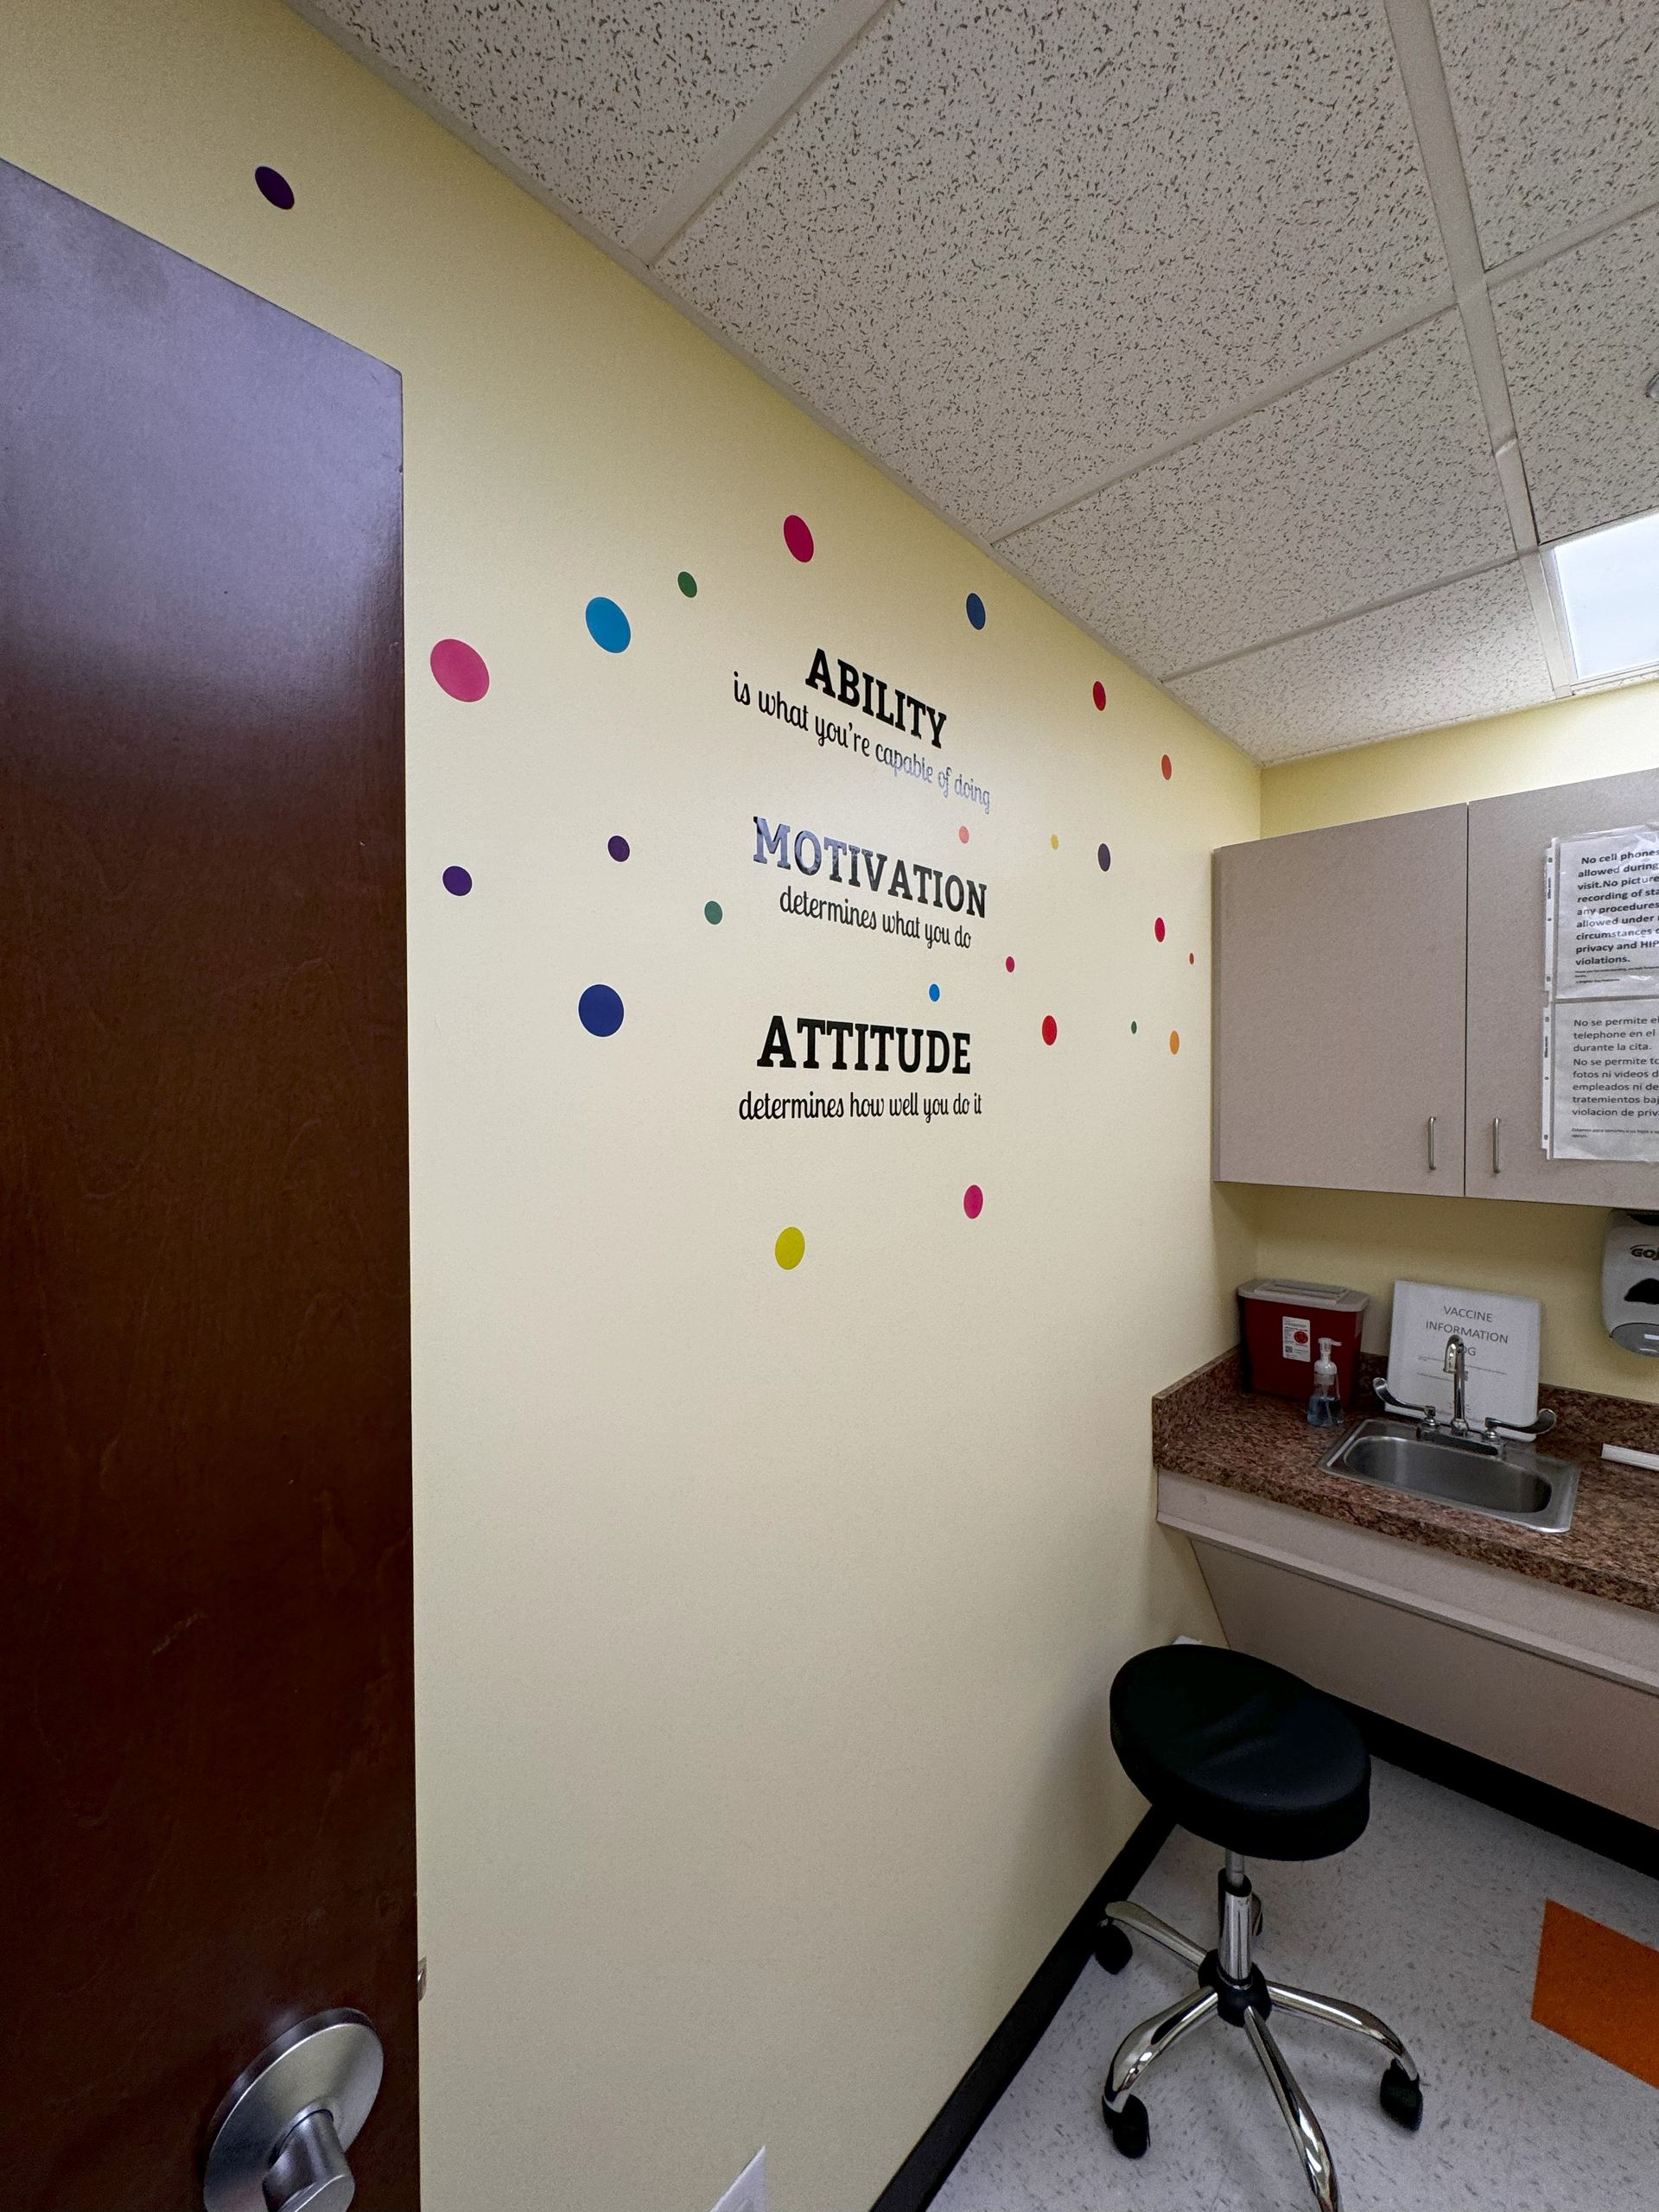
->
[1213,805,1468,1193]
[1465,765,1659,1207]
[1217,768,1659,1205]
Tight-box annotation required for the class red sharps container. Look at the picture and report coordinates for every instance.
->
[1236,1279,1369,1404]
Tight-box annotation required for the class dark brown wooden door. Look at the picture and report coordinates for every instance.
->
[0,160,416,2209]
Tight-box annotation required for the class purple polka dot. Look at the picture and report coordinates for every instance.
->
[442,866,472,897]
[1097,842,1112,871]
[254,165,295,211]
[607,835,631,862]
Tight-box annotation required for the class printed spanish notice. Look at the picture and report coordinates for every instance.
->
[1545,823,1659,1163]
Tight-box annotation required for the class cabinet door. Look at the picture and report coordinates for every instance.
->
[1213,806,1467,1192]
[1466,766,1659,1206]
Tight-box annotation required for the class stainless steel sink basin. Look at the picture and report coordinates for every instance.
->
[1319,1418,1579,1533]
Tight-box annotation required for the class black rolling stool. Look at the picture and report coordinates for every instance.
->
[1094,1645,1421,2211]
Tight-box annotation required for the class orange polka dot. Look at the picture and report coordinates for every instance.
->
[1169,1029,1180,1054]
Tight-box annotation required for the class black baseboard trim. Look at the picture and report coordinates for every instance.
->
[868,1806,1174,2212]
[1344,1699,1659,1881]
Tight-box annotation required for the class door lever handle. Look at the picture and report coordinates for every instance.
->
[204,2011,382,2212]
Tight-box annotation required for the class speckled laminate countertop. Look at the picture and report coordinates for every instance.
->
[1154,1351,1659,1616]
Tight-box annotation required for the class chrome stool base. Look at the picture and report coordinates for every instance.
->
[1096,1853,1421,2212]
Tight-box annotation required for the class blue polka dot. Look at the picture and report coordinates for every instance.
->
[579,983,625,1037]
[585,596,632,653]
[928,983,941,1001]
[442,866,472,896]
[965,591,986,630]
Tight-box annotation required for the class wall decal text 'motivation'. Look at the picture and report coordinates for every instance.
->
[753,816,987,916]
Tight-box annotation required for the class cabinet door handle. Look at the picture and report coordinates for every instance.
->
[1427,1116,1438,1171]
[1492,1116,1503,1173]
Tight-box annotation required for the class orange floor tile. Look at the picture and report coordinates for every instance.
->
[1532,1897,1659,2092]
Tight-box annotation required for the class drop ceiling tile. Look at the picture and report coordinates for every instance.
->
[659,0,1447,538]
[1002,311,1511,677]
[1493,207,1659,544]
[308,0,842,241]
[1168,563,1554,761]
[1431,0,1659,267]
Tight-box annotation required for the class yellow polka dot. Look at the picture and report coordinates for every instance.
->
[1050,834,1059,849]
[774,1225,805,1270]
[1169,1029,1180,1055]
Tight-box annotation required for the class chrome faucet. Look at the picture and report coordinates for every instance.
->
[1443,1332,1470,1434]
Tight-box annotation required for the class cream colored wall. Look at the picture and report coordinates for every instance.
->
[2,6,1260,2207]
[1255,683,1659,1404]
[1262,681,1659,837]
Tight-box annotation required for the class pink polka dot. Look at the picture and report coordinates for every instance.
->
[1092,680,1107,711]
[1005,956,1015,973]
[958,824,970,843]
[1041,1014,1058,1046]
[1154,916,1166,943]
[1160,753,1173,780]
[963,1184,984,1220]
[783,513,815,563]
[430,638,489,702]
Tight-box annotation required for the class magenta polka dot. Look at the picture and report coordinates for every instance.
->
[430,638,489,702]
[1092,680,1107,711]
[963,1184,984,1220]
[783,513,815,563]
[1005,956,1015,973]
[1154,916,1166,943]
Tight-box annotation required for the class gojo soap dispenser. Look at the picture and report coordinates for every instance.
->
[1307,1338,1344,1427]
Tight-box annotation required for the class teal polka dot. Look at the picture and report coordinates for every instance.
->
[704,900,722,925]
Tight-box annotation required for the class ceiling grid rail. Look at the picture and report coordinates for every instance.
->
[1379,0,1573,692]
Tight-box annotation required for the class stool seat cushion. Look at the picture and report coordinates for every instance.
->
[1110,1645,1370,1861]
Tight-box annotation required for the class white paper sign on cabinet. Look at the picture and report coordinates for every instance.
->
[1544,824,1659,1163]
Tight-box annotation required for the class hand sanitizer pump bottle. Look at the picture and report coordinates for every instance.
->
[1307,1337,1343,1427]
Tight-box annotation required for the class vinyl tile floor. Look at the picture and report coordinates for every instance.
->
[931,1760,1659,2211]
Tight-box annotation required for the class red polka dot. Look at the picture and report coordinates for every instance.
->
[1160,753,1173,779]
[1005,956,1015,973]
[783,513,815,563]
[1154,916,1166,942]
[958,825,970,843]
[1189,951,1196,964]
[963,1184,984,1220]
[1041,1014,1058,1046]
[430,638,489,702]
[1092,680,1107,711]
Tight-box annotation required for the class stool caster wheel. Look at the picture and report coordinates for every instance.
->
[1380,2060,1423,2132]
[1093,1922,1133,1974]
[1101,2089,1148,2158]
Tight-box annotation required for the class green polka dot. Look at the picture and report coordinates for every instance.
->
[1130,1020,1138,1033]
[704,900,722,925]
[677,571,698,597]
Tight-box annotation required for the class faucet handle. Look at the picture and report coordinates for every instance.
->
[1374,1377,1439,1426]
[1483,1408,1558,1443]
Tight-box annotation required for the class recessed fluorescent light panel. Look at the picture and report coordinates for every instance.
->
[1549,508,1659,685]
